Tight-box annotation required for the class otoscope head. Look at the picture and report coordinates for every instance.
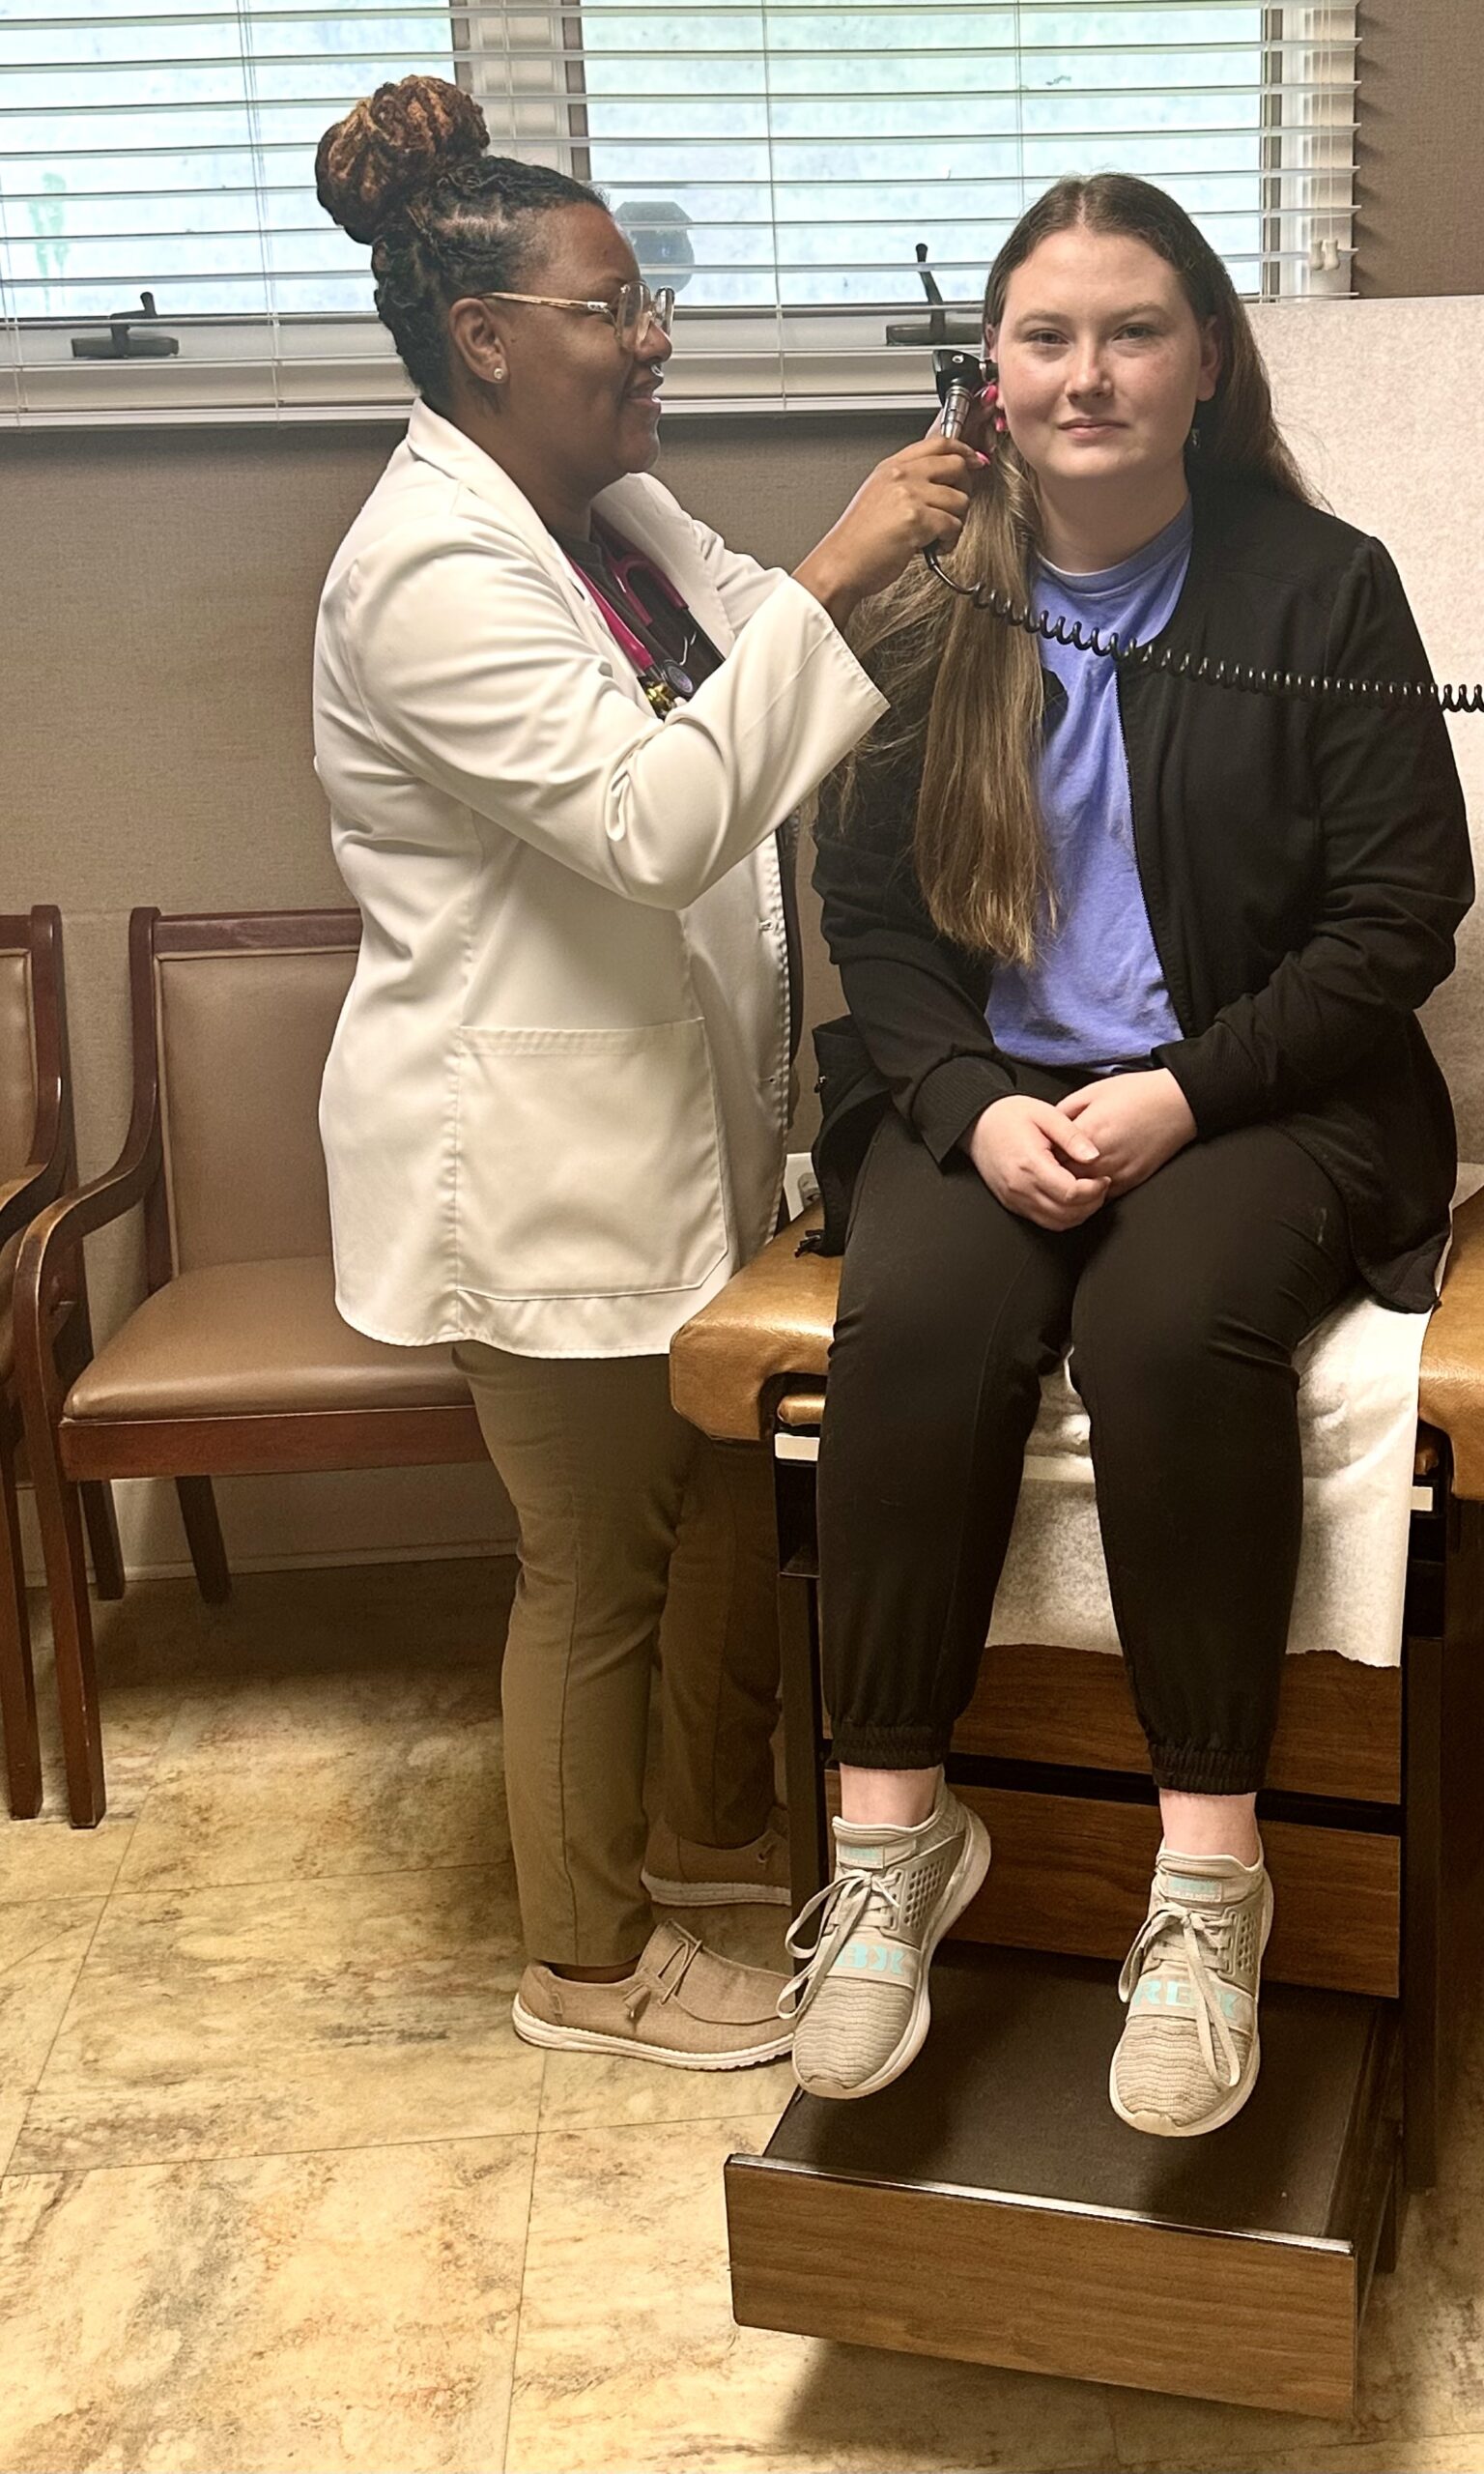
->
[932,346,986,441]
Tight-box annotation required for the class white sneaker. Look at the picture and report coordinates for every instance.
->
[1110,1844,1273,2138]
[781,1783,990,2101]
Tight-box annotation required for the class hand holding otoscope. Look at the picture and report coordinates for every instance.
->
[793,423,989,628]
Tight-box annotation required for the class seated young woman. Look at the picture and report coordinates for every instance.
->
[784,173,1471,2137]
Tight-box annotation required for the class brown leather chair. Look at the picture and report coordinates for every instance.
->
[671,1198,1484,2416]
[14,908,485,1828]
[0,908,122,1816]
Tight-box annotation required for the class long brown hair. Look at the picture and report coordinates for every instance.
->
[839,174,1312,964]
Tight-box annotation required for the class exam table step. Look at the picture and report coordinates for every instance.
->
[727,1942,1400,2418]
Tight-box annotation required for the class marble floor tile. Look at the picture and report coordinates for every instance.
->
[4,1552,513,1874]
[0,2094,29,2175]
[24,1669,186,1827]
[537,2045,796,2135]
[116,1664,510,1894]
[85,1557,516,1693]
[13,1865,542,2173]
[0,1663,184,1894]
[0,1895,104,2103]
[0,1811,135,1901]
[0,2133,534,2474]
[506,2113,1121,2474]
[1117,2436,1484,2474]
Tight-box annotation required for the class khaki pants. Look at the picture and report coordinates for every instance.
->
[456,1344,781,1966]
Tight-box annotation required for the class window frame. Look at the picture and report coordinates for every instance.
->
[0,3,1358,429]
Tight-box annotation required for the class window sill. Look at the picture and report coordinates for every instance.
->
[2,270,1353,432]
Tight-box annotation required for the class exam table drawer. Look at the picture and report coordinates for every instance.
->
[728,1944,1400,2419]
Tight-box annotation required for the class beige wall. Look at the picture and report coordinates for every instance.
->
[2,12,1480,1571]
[1355,2,1484,300]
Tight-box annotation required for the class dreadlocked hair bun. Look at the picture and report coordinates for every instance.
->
[316,75,489,246]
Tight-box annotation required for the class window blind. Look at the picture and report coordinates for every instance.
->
[0,2,1357,426]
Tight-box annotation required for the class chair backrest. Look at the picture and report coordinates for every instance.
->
[0,919,38,1188]
[146,911,358,1277]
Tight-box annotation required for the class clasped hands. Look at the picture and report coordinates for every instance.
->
[965,1070,1197,1231]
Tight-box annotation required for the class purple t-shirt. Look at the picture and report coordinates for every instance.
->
[988,501,1191,1073]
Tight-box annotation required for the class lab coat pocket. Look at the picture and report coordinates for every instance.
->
[453,1019,730,1301]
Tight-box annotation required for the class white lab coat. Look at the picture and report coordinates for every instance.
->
[313,400,886,1357]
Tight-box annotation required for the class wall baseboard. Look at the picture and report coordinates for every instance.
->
[60,1536,521,1586]
[18,1463,518,1590]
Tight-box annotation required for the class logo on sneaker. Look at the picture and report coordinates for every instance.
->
[1166,1874,1225,1900]
[842,1939,908,1977]
[1130,1975,1245,2022]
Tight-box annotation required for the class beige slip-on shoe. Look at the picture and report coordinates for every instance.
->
[511,1919,792,2069]
[642,1804,790,1909]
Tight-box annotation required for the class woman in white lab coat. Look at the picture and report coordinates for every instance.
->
[312,75,980,2066]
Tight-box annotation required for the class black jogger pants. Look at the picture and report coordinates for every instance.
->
[817,1078,1356,1796]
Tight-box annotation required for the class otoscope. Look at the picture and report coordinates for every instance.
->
[927,347,1484,712]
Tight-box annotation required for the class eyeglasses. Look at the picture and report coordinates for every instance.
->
[479,278,675,356]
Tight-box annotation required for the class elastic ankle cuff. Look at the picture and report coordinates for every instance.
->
[830,1723,950,1769]
[1150,1741,1268,1796]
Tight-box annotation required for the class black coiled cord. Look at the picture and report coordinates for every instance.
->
[924,547,1484,711]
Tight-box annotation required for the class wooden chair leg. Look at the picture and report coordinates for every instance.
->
[0,1422,43,1819]
[176,1476,231,1604]
[81,1481,125,1601]
[29,1444,105,1827]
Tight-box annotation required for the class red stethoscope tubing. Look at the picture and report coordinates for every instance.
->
[561,524,697,704]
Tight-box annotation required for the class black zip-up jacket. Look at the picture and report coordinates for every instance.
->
[811,472,1473,1309]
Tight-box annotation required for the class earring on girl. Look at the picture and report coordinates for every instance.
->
[984,381,1009,442]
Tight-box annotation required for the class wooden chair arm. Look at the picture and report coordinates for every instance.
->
[1419,1188,1484,1499]
[0,906,70,1256]
[0,1154,67,1257]
[12,1109,162,1416]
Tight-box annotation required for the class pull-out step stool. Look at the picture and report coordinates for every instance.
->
[729,1948,1398,2418]
[669,1198,1484,2417]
